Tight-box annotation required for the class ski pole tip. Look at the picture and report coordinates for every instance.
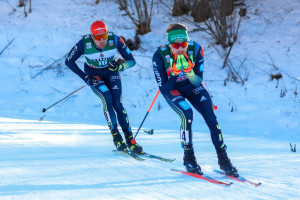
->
[39,114,46,121]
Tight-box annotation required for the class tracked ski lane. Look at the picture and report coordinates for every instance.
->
[0,118,300,199]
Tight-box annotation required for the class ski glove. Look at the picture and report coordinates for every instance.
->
[170,53,182,76]
[108,61,124,71]
[181,52,195,73]
[84,75,98,86]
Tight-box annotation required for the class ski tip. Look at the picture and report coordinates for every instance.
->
[221,181,233,186]
[254,182,262,187]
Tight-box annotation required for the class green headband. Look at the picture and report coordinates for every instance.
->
[168,29,188,43]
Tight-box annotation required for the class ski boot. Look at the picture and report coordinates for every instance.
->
[183,145,203,175]
[123,129,143,154]
[111,125,127,152]
[216,146,239,177]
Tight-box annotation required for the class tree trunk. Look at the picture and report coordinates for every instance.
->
[191,0,234,22]
[172,0,191,16]
[191,0,210,22]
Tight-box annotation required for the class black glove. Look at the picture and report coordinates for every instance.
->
[84,75,98,86]
[108,61,124,71]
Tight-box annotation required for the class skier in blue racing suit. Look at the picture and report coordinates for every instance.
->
[152,23,239,177]
[65,20,143,154]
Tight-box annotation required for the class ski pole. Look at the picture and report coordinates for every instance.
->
[134,68,172,139]
[42,84,87,113]
[201,82,218,110]
[41,54,121,114]
[134,89,161,139]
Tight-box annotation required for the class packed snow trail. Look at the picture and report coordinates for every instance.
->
[0,118,299,200]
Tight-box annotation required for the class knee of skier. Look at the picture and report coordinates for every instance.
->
[100,94,114,108]
[113,101,124,112]
[205,115,218,128]
[184,108,193,123]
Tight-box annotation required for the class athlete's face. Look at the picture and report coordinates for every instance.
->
[92,33,108,49]
[169,41,188,55]
[93,37,107,49]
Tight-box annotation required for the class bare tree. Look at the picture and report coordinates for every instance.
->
[0,38,15,57]
[204,0,236,49]
[32,55,69,79]
[172,0,191,16]
[18,0,32,17]
[206,0,245,84]
[171,0,247,84]
[191,0,211,22]
[116,0,154,35]
[95,0,109,4]
[171,0,238,50]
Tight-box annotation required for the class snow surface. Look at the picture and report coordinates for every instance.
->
[0,0,299,199]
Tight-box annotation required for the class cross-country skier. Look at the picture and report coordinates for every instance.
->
[65,20,143,154]
[152,23,239,177]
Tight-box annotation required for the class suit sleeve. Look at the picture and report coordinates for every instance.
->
[65,38,86,81]
[186,43,204,86]
[152,50,178,95]
[115,35,136,70]
[193,43,204,80]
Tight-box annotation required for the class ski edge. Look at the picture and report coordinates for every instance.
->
[138,152,176,162]
[112,150,145,161]
[171,169,233,186]
[213,169,261,187]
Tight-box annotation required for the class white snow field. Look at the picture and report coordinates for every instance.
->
[0,117,299,200]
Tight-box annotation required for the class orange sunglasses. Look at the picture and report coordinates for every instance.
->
[92,33,108,40]
[171,41,188,49]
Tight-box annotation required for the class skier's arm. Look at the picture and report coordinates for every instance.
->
[152,50,178,94]
[65,38,86,81]
[193,43,204,80]
[115,35,136,70]
[186,43,204,86]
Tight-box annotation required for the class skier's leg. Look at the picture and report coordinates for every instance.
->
[104,71,131,130]
[163,89,202,174]
[105,71,143,153]
[90,81,116,128]
[188,85,238,177]
[90,81,127,151]
[187,85,225,149]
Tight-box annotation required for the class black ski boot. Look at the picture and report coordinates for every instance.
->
[183,145,203,175]
[111,125,127,152]
[123,129,143,154]
[216,146,239,177]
